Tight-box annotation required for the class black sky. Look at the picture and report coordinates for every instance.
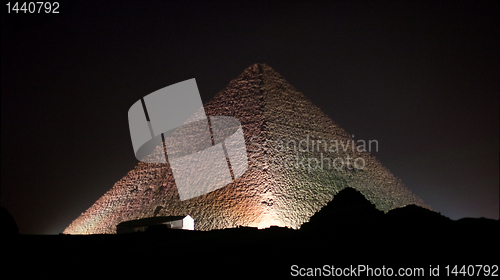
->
[1,0,498,234]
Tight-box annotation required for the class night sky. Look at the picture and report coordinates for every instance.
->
[1,0,498,234]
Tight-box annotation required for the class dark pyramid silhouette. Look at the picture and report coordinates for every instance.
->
[299,188,451,239]
[64,64,429,234]
[0,206,19,235]
[301,187,384,230]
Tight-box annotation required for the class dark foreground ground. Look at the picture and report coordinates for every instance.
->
[2,189,498,276]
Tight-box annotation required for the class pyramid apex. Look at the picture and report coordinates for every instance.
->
[246,62,270,68]
[240,63,277,75]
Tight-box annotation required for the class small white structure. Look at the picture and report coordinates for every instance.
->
[117,215,194,233]
[168,215,194,230]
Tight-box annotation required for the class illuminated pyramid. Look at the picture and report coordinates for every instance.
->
[64,64,428,234]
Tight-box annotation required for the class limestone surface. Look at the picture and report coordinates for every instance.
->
[64,64,428,234]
